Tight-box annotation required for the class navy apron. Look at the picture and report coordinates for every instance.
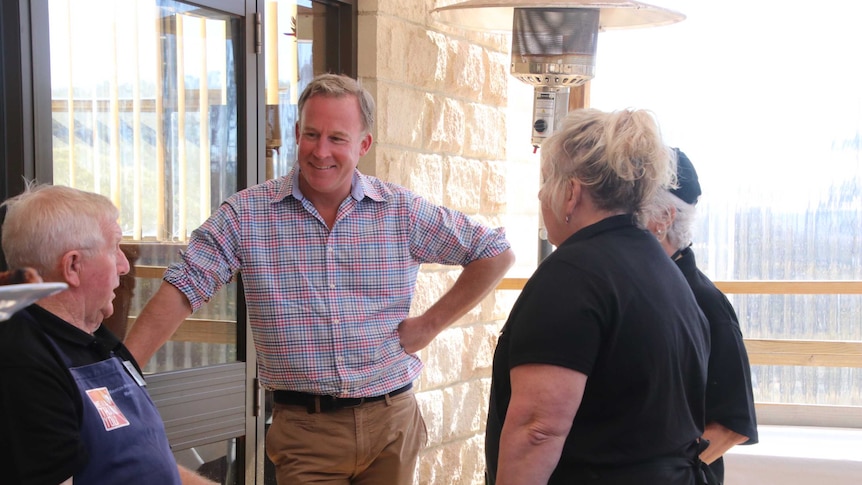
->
[49,337,182,484]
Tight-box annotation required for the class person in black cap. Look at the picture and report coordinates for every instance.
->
[637,148,759,482]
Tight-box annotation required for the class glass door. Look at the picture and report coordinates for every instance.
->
[259,0,355,482]
[262,0,356,180]
[41,0,254,483]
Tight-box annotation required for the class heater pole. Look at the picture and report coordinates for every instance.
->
[537,82,591,262]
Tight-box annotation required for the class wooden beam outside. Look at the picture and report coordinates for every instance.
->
[746,339,862,368]
[497,278,862,295]
[756,402,862,428]
[568,82,590,111]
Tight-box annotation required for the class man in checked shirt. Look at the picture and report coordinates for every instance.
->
[125,73,515,484]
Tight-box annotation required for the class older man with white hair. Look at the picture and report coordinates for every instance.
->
[0,184,215,485]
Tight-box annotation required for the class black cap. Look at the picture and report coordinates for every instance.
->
[670,148,701,205]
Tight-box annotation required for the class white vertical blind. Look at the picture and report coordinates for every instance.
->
[48,0,238,243]
[588,0,862,412]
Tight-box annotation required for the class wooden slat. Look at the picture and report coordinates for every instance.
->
[127,316,236,345]
[127,276,862,362]
[496,277,529,291]
[495,278,862,371]
[755,402,862,429]
[714,280,862,295]
[745,339,862,368]
[133,265,166,279]
[51,90,226,113]
[496,278,862,295]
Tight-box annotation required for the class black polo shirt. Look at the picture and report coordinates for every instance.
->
[675,246,759,481]
[486,215,710,483]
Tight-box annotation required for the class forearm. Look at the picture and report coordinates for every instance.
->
[700,421,749,464]
[423,249,515,331]
[495,365,584,485]
[496,427,567,485]
[178,464,218,485]
[124,281,193,365]
[398,249,514,353]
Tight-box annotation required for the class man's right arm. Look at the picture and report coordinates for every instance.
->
[124,282,193,366]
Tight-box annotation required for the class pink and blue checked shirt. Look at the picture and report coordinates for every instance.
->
[164,168,511,397]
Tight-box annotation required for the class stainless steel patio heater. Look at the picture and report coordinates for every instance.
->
[432,0,685,150]
[433,0,686,260]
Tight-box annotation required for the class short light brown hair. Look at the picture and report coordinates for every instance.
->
[296,73,375,134]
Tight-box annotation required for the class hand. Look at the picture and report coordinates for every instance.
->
[397,315,440,354]
[0,267,42,286]
[700,422,749,464]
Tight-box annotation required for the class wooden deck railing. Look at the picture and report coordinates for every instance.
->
[129,264,862,428]
[126,264,237,344]
[496,278,862,428]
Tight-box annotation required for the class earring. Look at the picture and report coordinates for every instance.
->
[565,214,570,224]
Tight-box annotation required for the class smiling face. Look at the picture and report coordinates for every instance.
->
[295,94,373,205]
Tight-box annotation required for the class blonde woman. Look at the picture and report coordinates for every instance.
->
[486,109,711,484]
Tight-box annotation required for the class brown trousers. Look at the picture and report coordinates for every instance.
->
[266,390,427,484]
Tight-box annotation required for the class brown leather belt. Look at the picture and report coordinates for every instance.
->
[273,383,413,414]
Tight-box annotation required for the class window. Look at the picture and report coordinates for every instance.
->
[47,0,242,370]
[588,1,862,422]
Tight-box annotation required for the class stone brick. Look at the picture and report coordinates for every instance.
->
[367,0,435,26]
[423,95,466,155]
[404,30,450,91]
[462,324,502,379]
[416,388,445,445]
[482,159,508,213]
[410,268,451,317]
[356,15,378,78]
[443,156,483,213]
[407,152,445,204]
[464,103,506,160]
[371,16,407,80]
[416,436,487,485]
[375,82,427,149]
[418,326,464,389]
[484,50,511,105]
[445,40,486,103]
[442,381,489,441]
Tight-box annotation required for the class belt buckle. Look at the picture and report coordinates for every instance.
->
[307,396,337,414]
[307,395,365,413]
[340,397,365,409]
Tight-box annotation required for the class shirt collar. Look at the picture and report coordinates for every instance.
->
[274,166,387,203]
[558,213,637,247]
[27,304,121,350]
